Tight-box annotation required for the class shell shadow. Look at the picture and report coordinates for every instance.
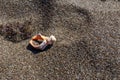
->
[26,43,53,54]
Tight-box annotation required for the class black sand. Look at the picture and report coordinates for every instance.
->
[0,0,119,80]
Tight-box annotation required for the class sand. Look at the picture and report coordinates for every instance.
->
[0,0,119,80]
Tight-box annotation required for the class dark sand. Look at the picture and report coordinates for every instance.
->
[0,0,119,80]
